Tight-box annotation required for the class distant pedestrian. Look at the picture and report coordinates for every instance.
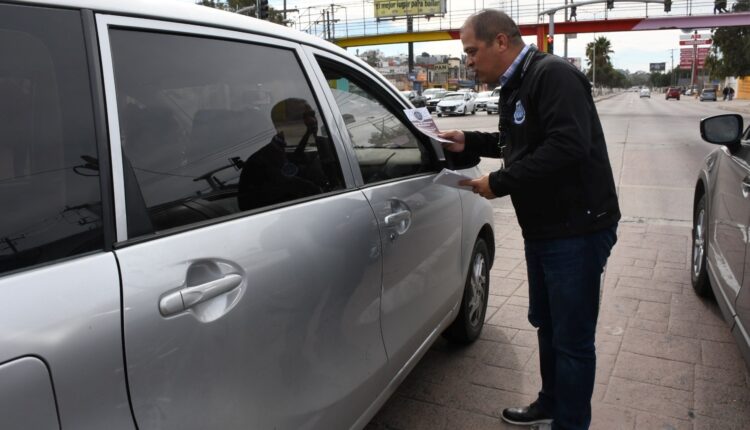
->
[714,0,729,13]
[723,86,730,100]
[729,87,735,101]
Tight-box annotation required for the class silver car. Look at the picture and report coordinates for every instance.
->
[692,114,750,368]
[0,1,494,429]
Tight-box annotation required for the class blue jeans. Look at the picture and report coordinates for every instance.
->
[525,226,617,430]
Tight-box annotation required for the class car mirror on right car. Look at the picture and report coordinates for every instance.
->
[700,114,744,146]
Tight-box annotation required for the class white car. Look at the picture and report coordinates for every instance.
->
[640,88,651,98]
[436,92,477,116]
[474,91,494,111]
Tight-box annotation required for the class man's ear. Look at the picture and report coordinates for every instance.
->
[494,33,509,51]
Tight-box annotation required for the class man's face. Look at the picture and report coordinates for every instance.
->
[461,26,507,84]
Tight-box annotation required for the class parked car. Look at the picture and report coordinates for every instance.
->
[692,113,750,369]
[436,92,477,116]
[422,88,448,101]
[426,92,447,113]
[666,87,681,100]
[0,1,496,429]
[474,91,494,111]
[700,88,717,102]
[639,88,651,98]
[400,90,426,107]
[486,97,499,114]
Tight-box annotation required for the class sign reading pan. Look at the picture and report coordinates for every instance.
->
[374,0,447,18]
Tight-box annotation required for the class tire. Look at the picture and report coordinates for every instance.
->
[443,238,490,344]
[691,194,713,297]
[472,107,476,115]
[437,113,442,117]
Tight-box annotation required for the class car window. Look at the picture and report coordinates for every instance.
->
[0,4,103,275]
[316,58,434,185]
[109,30,345,237]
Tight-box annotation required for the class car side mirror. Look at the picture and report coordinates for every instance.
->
[700,114,743,149]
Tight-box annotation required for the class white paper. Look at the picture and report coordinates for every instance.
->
[433,168,474,190]
[403,107,453,143]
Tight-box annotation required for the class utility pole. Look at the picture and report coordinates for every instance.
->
[330,4,335,40]
[690,29,697,90]
[407,16,415,90]
[669,49,675,85]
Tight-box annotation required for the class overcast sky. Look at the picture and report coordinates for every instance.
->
[175,0,717,73]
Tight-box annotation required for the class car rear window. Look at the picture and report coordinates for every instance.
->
[0,4,103,275]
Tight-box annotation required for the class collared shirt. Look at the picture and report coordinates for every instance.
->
[499,44,530,87]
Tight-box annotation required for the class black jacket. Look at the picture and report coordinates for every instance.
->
[463,47,620,240]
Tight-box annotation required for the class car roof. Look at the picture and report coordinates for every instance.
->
[19,0,354,62]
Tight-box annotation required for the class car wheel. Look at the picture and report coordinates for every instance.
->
[437,113,442,117]
[472,107,476,115]
[443,238,490,344]
[691,194,712,297]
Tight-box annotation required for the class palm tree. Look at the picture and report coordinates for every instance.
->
[585,36,615,87]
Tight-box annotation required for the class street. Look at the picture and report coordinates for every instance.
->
[366,92,750,430]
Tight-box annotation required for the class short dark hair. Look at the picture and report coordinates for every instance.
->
[462,9,523,46]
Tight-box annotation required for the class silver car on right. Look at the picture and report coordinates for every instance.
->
[692,113,750,369]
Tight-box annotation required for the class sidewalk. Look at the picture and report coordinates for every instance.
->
[717,98,750,115]
[367,214,750,430]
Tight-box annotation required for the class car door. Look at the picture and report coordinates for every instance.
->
[0,5,131,429]
[709,138,750,308]
[307,49,464,370]
[735,125,750,362]
[97,15,386,429]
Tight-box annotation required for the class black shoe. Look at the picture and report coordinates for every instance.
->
[501,401,553,426]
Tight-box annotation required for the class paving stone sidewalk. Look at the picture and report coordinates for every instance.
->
[367,212,750,430]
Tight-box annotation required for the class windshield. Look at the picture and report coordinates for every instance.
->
[443,94,464,101]
[423,89,443,96]
[477,91,492,98]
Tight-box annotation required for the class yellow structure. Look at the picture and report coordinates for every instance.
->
[737,76,750,100]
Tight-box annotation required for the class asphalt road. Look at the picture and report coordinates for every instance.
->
[433,91,737,224]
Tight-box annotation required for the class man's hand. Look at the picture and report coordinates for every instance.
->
[459,175,496,200]
[438,130,465,153]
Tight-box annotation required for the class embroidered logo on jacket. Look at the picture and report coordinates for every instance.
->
[513,100,525,124]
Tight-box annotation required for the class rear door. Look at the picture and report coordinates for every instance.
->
[308,50,464,369]
[97,15,386,429]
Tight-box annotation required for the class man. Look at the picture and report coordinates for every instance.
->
[438,9,620,430]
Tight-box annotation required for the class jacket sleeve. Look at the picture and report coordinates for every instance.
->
[463,130,503,158]
[488,59,593,197]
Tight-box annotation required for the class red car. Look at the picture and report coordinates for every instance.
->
[666,87,681,100]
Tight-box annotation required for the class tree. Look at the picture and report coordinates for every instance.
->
[706,0,750,78]
[585,36,616,86]
[360,49,382,68]
[197,0,291,26]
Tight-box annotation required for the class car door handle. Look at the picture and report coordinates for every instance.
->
[384,209,411,226]
[742,176,750,198]
[159,273,242,316]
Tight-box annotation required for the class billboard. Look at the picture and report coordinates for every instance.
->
[374,0,447,18]
[679,33,712,46]
[680,47,710,69]
[650,62,666,72]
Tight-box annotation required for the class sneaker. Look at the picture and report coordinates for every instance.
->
[501,401,553,426]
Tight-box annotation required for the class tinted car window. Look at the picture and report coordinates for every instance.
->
[0,5,103,275]
[109,30,344,236]
[317,59,433,184]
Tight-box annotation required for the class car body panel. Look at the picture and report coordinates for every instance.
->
[639,88,651,98]
[666,87,681,100]
[697,117,750,369]
[0,253,131,430]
